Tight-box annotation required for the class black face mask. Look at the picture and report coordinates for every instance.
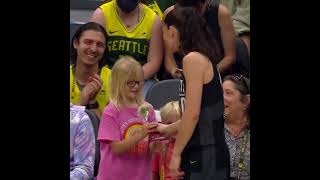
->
[117,0,139,13]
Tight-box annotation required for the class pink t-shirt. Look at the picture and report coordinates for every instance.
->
[97,102,156,180]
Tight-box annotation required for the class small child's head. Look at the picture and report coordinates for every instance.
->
[160,101,181,124]
[110,56,144,108]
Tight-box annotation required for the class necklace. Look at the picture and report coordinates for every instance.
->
[230,127,249,180]
[236,129,248,179]
[122,5,140,28]
[71,65,101,98]
[230,125,245,137]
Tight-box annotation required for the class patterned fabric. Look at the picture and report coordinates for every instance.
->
[151,139,175,180]
[70,104,95,180]
[224,124,250,180]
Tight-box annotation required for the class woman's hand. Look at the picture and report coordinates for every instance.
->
[169,153,184,179]
[155,123,170,137]
[162,25,177,54]
[171,67,183,79]
[156,123,178,138]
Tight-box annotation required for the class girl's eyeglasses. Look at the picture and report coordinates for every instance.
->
[126,80,145,88]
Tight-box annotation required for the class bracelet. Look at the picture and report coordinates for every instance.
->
[86,101,99,109]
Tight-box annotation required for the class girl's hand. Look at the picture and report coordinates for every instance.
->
[134,122,158,141]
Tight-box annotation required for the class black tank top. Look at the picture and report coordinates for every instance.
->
[180,61,229,170]
[182,65,225,147]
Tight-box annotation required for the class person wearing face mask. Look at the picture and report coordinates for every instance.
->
[222,74,250,180]
[91,0,163,98]
[101,0,176,20]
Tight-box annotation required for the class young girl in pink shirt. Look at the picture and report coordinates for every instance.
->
[97,56,158,180]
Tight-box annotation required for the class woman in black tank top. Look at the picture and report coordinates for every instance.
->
[158,5,230,180]
[159,0,236,80]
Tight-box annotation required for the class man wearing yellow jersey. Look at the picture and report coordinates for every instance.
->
[70,22,112,118]
[101,0,176,20]
[91,0,163,98]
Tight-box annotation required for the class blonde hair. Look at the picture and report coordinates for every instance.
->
[160,101,181,124]
[109,56,144,108]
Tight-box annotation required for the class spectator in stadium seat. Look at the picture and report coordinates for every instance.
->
[220,0,250,76]
[70,104,95,180]
[151,101,180,180]
[90,0,163,98]
[96,57,159,180]
[223,74,250,180]
[162,0,236,79]
[156,6,230,180]
[103,0,176,17]
[70,22,112,118]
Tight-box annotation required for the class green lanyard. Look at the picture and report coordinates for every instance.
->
[237,128,249,180]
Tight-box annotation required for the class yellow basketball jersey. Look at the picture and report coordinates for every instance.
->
[144,0,163,20]
[70,66,112,113]
[100,0,156,67]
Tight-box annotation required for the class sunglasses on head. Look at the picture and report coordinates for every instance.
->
[232,74,249,94]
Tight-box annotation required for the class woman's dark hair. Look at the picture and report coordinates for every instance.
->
[224,74,250,96]
[70,22,108,68]
[164,6,221,65]
[176,0,206,7]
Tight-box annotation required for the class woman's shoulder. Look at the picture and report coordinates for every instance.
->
[183,52,213,77]
[183,52,210,65]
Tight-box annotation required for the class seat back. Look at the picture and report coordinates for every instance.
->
[85,109,100,177]
[70,22,84,45]
[145,79,180,110]
[71,0,104,10]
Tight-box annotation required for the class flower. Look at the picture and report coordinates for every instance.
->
[138,103,151,122]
